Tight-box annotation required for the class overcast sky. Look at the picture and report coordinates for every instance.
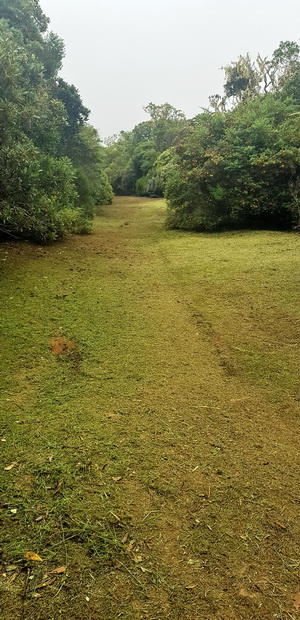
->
[40,0,300,140]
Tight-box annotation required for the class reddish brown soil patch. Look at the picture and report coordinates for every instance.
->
[49,336,75,355]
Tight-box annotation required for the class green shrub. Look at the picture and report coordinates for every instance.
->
[97,171,114,205]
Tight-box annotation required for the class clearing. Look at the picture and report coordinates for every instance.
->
[1,196,300,619]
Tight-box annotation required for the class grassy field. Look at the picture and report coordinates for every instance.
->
[1,196,300,619]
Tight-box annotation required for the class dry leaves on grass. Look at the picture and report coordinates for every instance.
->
[294,591,300,610]
[36,578,56,589]
[238,587,256,600]
[34,567,67,590]
[49,566,66,575]
[23,552,43,562]
[4,462,18,471]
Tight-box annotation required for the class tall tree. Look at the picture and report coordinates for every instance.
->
[0,0,112,241]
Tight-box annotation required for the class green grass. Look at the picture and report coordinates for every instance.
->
[159,228,300,397]
[1,197,300,619]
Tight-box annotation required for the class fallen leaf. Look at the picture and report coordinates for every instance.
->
[274,521,287,530]
[112,476,122,482]
[294,591,300,610]
[49,566,66,575]
[185,584,197,590]
[121,533,129,544]
[36,504,41,512]
[1,438,6,442]
[24,552,43,562]
[140,566,152,573]
[134,555,143,563]
[35,515,45,522]
[239,587,255,599]
[36,578,56,589]
[4,462,18,471]
[127,541,134,553]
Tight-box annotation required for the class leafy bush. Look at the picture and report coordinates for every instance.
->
[165,94,300,231]
[0,139,84,241]
[97,171,114,205]
[135,176,148,196]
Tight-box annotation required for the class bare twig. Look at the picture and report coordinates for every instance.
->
[21,567,31,599]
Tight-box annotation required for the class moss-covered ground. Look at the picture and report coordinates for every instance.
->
[1,196,300,619]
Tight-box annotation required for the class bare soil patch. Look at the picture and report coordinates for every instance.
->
[49,336,75,355]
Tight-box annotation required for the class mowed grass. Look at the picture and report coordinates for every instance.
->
[160,226,300,398]
[0,197,300,620]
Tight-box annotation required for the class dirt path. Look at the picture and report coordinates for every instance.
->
[1,197,300,619]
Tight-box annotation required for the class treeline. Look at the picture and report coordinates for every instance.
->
[0,0,113,242]
[105,103,187,197]
[107,41,300,231]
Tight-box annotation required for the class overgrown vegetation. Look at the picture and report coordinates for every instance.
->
[107,42,300,231]
[104,103,187,197]
[0,0,113,242]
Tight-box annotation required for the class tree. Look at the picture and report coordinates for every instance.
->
[40,31,65,79]
[0,0,112,241]
[223,54,260,101]
[105,102,187,196]
[0,0,49,41]
[166,89,300,231]
[54,78,90,154]
[220,41,300,106]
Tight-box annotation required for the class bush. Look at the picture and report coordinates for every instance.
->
[165,98,300,231]
[0,139,91,242]
[97,171,114,205]
[135,176,148,196]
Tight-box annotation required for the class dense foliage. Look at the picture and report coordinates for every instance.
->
[0,0,112,242]
[104,103,187,197]
[165,42,300,231]
[107,42,300,231]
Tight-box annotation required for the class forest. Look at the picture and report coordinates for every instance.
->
[105,42,300,232]
[0,0,113,242]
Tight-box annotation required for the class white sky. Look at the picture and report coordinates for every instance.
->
[40,0,300,140]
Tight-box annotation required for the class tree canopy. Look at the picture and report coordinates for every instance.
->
[0,0,112,242]
[106,41,300,233]
[164,42,300,231]
[104,103,187,197]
